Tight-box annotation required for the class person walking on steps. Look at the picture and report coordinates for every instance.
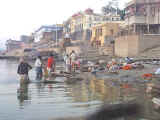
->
[35,56,43,80]
[17,57,32,83]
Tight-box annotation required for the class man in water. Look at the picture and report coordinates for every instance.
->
[35,56,43,79]
[17,57,32,83]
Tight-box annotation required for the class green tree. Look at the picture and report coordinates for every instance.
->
[101,0,125,20]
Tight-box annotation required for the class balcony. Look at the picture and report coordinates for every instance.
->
[125,15,146,25]
[126,0,160,8]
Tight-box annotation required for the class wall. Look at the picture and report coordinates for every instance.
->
[102,23,120,45]
[115,34,160,57]
[115,35,139,57]
[115,36,129,57]
[91,23,120,46]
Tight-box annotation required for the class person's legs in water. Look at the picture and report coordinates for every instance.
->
[25,74,30,83]
[47,67,51,80]
[36,67,39,79]
[66,64,71,73]
[20,74,29,84]
[36,67,43,80]
[39,67,43,79]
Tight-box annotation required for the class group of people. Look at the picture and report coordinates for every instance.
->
[63,50,79,72]
[17,53,56,82]
[17,50,79,83]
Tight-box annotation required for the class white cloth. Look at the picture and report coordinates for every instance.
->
[35,58,42,67]
[64,34,70,38]
[88,61,94,66]
[155,68,160,75]
[65,57,70,65]
[63,55,67,62]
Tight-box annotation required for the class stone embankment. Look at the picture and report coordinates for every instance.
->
[139,45,160,59]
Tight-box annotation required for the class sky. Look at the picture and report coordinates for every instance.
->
[0,0,126,49]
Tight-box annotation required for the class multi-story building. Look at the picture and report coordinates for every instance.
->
[124,0,160,34]
[34,25,63,42]
[63,19,71,34]
[115,0,160,57]
[64,8,122,41]
[20,35,33,44]
[5,39,23,52]
[91,22,123,46]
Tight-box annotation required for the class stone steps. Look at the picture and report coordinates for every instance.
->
[139,45,160,58]
[79,45,102,61]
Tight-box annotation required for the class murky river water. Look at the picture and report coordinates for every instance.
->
[0,60,160,120]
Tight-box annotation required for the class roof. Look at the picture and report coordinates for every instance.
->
[35,25,63,33]
[6,39,23,45]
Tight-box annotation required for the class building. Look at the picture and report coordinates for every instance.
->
[63,18,71,34]
[34,25,63,43]
[91,22,122,46]
[5,39,23,52]
[90,22,123,56]
[115,0,160,57]
[64,8,122,41]
[124,0,160,34]
[20,35,33,44]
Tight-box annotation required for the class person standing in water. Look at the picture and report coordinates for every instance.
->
[35,56,43,79]
[17,57,32,83]
[46,53,56,80]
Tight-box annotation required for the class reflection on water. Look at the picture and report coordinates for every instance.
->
[0,60,160,120]
[17,81,30,109]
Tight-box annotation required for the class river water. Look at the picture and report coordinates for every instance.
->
[0,60,160,120]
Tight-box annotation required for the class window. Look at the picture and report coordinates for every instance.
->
[100,28,102,36]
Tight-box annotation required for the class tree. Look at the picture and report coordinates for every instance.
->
[101,0,120,15]
[101,0,125,20]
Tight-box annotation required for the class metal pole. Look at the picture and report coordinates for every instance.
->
[56,23,57,47]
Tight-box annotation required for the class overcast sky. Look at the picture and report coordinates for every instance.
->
[0,0,126,49]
